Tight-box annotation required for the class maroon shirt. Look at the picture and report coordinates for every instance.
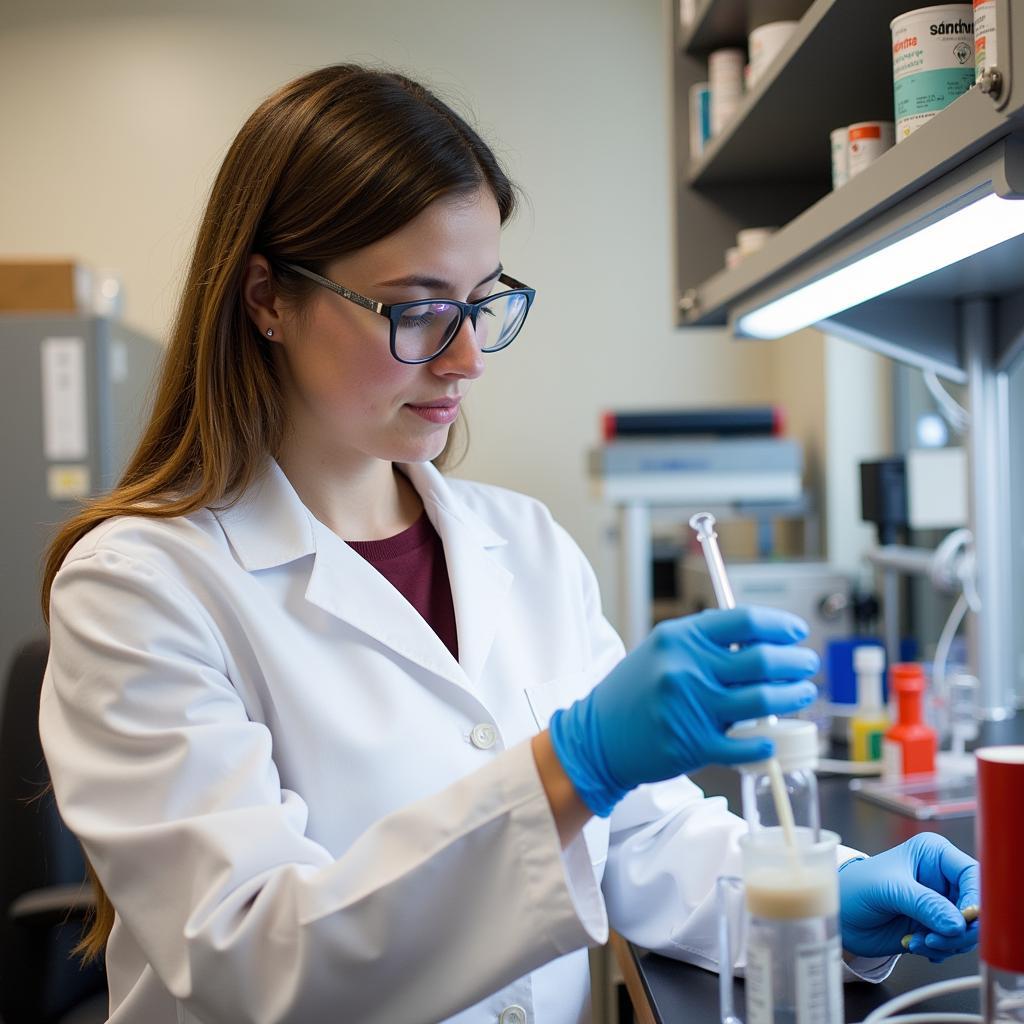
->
[346,512,459,661]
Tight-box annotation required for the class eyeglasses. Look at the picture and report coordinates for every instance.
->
[281,262,537,364]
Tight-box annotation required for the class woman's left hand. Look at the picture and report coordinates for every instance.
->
[838,833,980,962]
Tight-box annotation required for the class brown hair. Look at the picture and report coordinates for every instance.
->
[41,63,519,961]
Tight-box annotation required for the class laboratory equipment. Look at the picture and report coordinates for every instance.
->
[681,558,853,682]
[850,645,888,762]
[0,314,161,687]
[689,512,807,851]
[590,435,802,504]
[977,746,1024,1023]
[600,405,781,440]
[730,718,821,838]
[689,512,736,608]
[883,664,937,778]
[849,772,977,819]
[717,827,843,1024]
[936,673,980,775]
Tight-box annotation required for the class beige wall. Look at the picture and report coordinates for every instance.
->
[0,1,782,589]
[0,0,884,620]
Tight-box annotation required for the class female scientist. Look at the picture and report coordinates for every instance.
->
[39,65,979,1024]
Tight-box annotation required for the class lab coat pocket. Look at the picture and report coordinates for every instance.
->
[523,670,609,867]
[523,669,595,732]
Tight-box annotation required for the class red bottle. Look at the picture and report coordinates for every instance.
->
[883,664,936,777]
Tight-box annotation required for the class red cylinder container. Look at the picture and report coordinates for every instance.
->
[976,746,1024,973]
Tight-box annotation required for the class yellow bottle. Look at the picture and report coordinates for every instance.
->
[850,645,888,762]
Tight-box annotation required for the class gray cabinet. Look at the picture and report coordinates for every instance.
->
[0,314,161,685]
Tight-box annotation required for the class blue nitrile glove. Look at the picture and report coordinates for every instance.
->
[548,606,820,817]
[838,833,980,962]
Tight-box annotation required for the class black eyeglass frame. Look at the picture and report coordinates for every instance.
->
[281,262,537,364]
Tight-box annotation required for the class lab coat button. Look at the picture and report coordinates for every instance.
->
[470,723,497,749]
[498,1006,527,1024]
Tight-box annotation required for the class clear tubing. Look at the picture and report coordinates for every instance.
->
[689,512,800,854]
[861,976,982,1024]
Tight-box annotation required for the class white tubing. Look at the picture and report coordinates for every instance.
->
[860,975,981,1024]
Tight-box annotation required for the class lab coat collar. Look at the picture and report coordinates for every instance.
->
[213,458,317,571]
[401,461,514,685]
[214,456,513,689]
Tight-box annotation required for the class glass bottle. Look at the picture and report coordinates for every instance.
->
[729,718,821,838]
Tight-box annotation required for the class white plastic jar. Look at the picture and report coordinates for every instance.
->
[709,47,745,136]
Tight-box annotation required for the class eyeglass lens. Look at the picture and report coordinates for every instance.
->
[394,292,530,362]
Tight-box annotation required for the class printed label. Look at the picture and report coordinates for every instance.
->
[795,934,843,1024]
[849,124,881,141]
[973,0,997,77]
[891,9,974,138]
[41,337,88,460]
[745,942,773,1024]
[868,729,884,760]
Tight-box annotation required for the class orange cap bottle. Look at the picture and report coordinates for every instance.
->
[882,663,936,777]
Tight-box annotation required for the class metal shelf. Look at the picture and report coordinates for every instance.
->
[674,0,1021,323]
[683,87,1016,373]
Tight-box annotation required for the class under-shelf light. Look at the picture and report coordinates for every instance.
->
[737,192,1024,339]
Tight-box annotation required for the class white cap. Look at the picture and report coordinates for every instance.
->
[728,718,819,772]
[854,645,885,674]
[854,644,885,710]
[736,226,777,255]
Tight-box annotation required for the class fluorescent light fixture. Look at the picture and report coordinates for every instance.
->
[737,192,1024,339]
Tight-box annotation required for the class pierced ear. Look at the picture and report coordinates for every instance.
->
[242,254,283,340]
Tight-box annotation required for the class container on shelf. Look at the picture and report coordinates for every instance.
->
[689,82,711,159]
[748,20,799,88]
[737,226,777,256]
[830,126,849,189]
[847,121,895,177]
[709,47,745,136]
[890,5,975,142]
[725,245,743,270]
[973,0,997,82]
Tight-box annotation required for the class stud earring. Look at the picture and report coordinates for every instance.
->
[265,328,274,337]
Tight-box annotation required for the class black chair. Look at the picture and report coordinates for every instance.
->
[0,639,107,1023]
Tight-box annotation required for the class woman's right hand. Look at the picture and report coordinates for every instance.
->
[548,607,821,816]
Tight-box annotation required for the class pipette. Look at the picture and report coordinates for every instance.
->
[689,512,800,853]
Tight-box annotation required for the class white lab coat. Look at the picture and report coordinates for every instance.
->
[40,457,888,1024]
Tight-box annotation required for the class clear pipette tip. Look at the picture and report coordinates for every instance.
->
[688,512,736,610]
